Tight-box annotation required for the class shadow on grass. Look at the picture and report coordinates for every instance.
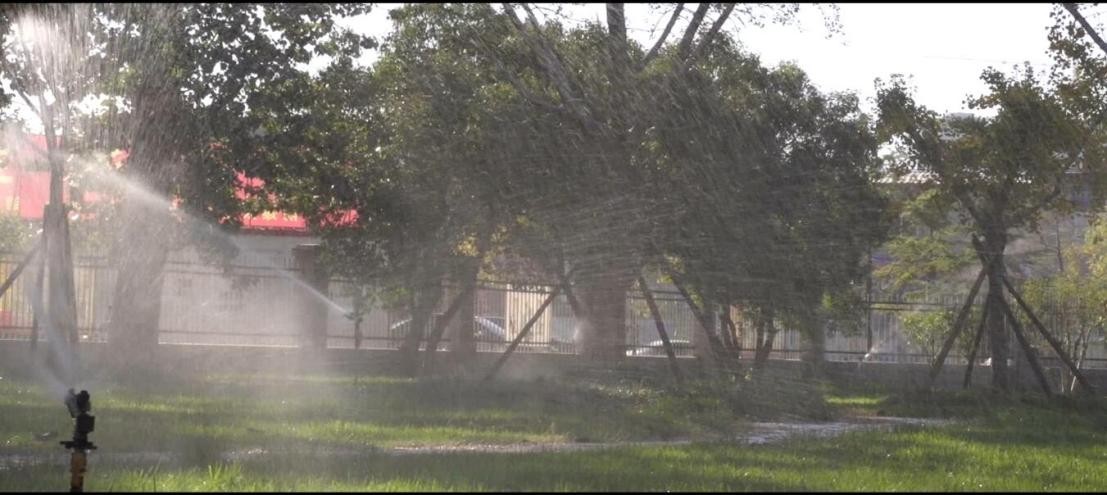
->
[1,370,757,459]
[8,418,1104,492]
[8,364,1106,491]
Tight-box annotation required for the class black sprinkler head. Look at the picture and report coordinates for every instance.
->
[64,389,91,418]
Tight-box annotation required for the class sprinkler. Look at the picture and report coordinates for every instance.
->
[60,389,96,493]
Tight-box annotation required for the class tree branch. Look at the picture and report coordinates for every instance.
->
[1063,3,1107,58]
[501,3,603,134]
[676,3,711,59]
[606,3,626,43]
[641,3,683,69]
[13,89,42,121]
[467,29,563,115]
[686,3,737,66]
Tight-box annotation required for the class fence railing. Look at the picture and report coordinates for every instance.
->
[1,251,1104,368]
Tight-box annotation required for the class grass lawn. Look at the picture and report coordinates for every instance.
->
[2,364,1105,491]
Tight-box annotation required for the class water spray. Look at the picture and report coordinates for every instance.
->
[60,388,96,493]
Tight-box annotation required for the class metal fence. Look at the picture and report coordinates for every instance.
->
[1,251,1104,368]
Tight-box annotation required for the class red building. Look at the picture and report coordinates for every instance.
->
[0,133,323,234]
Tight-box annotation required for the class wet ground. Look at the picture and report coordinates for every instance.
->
[0,416,953,470]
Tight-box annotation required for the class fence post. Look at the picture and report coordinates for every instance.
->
[292,244,328,351]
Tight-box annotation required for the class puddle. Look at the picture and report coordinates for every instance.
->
[0,451,175,471]
[1,416,954,469]
[742,416,953,445]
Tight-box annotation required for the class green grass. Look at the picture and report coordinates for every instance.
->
[5,407,1106,491]
[0,368,752,456]
[2,367,1106,491]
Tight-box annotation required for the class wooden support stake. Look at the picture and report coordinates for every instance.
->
[1002,277,1095,394]
[962,309,988,390]
[31,230,49,353]
[422,282,478,365]
[927,268,987,387]
[636,275,683,383]
[669,276,728,368]
[483,287,560,382]
[0,235,43,301]
[967,235,1080,394]
[720,309,742,359]
[997,296,1053,396]
[557,269,586,319]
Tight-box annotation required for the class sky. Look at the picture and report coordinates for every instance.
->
[340,3,1066,116]
[3,3,1081,131]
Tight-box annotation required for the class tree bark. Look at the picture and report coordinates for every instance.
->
[106,193,171,368]
[448,276,477,361]
[105,73,186,369]
[753,307,777,371]
[293,244,329,351]
[422,281,477,374]
[980,232,1011,391]
[800,309,826,379]
[351,288,366,350]
[577,273,634,362]
[641,3,683,68]
[399,278,443,376]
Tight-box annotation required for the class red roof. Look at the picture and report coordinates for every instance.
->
[234,171,310,232]
[0,134,358,234]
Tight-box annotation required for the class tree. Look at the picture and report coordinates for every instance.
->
[69,4,373,363]
[876,67,1106,391]
[463,3,827,362]
[243,4,510,375]
[653,47,888,376]
[0,5,102,375]
[1019,215,1107,393]
[874,185,978,361]
[250,3,871,374]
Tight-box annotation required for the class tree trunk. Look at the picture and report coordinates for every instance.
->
[399,281,442,376]
[352,287,366,350]
[293,244,329,351]
[106,195,171,369]
[449,279,477,360]
[50,206,79,346]
[422,282,477,375]
[105,75,185,369]
[718,308,737,351]
[753,307,776,370]
[801,310,826,379]
[703,300,719,344]
[981,233,1011,392]
[448,257,481,365]
[577,272,634,363]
